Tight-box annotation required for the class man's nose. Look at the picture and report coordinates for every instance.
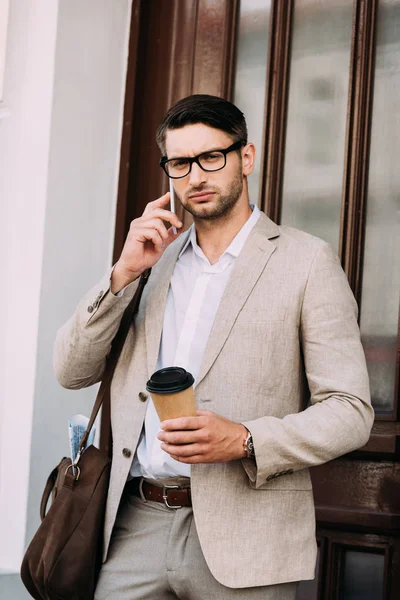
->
[188,161,207,186]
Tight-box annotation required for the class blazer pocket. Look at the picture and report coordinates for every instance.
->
[256,469,312,491]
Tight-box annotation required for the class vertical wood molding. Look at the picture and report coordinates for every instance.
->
[167,0,199,110]
[259,0,293,221]
[192,0,239,98]
[339,0,378,300]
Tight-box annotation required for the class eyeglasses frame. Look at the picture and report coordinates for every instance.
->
[159,140,246,179]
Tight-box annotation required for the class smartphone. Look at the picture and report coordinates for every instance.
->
[169,179,177,234]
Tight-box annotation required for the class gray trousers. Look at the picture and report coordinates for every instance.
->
[95,487,298,600]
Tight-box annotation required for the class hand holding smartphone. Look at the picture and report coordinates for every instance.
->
[111,191,182,293]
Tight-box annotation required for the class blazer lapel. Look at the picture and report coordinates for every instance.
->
[196,213,279,387]
[145,230,191,376]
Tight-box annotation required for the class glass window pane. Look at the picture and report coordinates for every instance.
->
[339,551,385,600]
[280,0,353,252]
[233,0,271,207]
[359,0,400,415]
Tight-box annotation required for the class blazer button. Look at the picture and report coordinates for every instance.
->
[122,448,132,458]
[87,305,94,313]
[138,391,148,402]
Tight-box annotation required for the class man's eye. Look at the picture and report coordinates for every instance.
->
[201,153,222,162]
[170,159,189,169]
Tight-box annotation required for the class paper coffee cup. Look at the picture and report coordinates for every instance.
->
[146,367,196,421]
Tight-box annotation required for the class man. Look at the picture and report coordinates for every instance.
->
[54,95,374,599]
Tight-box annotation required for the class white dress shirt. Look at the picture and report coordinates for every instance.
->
[130,204,261,479]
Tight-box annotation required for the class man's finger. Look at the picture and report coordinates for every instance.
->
[137,227,164,249]
[141,208,183,229]
[168,454,205,464]
[160,416,204,431]
[140,218,170,241]
[158,430,203,444]
[196,409,214,417]
[143,192,170,215]
[162,442,204,457]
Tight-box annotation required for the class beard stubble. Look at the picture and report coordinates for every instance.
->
[176,168,244,221]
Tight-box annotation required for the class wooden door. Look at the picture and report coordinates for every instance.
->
[112,1,400,597]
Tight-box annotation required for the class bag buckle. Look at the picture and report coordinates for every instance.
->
[162,485,182,509]
[65,463,81,481]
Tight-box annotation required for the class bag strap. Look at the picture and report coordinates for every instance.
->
[77,269,151,456]
[40,464,60,520]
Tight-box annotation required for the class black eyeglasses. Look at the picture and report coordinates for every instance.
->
[160,140,245,179]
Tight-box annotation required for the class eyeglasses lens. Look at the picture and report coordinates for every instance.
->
[166,151,225,178]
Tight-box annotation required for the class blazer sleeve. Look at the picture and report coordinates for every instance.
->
[241,242,374,488]
[53,270,141,390]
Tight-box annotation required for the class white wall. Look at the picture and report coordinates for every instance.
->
[0,0,60,575]
[0,0,132,595]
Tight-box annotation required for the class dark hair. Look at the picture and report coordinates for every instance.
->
[156,94,248,155]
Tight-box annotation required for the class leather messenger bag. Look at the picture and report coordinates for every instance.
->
[21,271,150,600]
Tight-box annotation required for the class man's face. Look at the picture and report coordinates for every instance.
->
[164,124,247,221]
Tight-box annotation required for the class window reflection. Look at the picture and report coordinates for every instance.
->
[233,0,271,207]
[339,551,385,600]
[359,0,400,414]
[280,0,353,252]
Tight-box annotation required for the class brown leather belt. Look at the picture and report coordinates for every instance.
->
[126,478,192,509]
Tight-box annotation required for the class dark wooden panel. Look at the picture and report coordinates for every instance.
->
[312,459,400,534]
[166,0,199,109]
[259,0,293,221]
[353,420,400,457]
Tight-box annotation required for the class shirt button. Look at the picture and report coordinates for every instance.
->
[87,305,94,313]
[122,448,132,458]
[138,392,148,402]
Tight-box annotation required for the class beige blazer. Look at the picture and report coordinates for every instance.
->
[54,213,373,589]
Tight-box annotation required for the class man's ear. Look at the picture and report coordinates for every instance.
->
[242,143,256,177]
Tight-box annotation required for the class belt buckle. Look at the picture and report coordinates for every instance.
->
[162,484,182,509]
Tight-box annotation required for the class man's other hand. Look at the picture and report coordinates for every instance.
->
[157,410,247,463]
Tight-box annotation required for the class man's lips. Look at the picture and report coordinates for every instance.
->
[187,191,215,201]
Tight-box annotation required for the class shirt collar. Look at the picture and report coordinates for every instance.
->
[178,204,261,261]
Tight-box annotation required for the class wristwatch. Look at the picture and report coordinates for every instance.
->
[244,430,255,459]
